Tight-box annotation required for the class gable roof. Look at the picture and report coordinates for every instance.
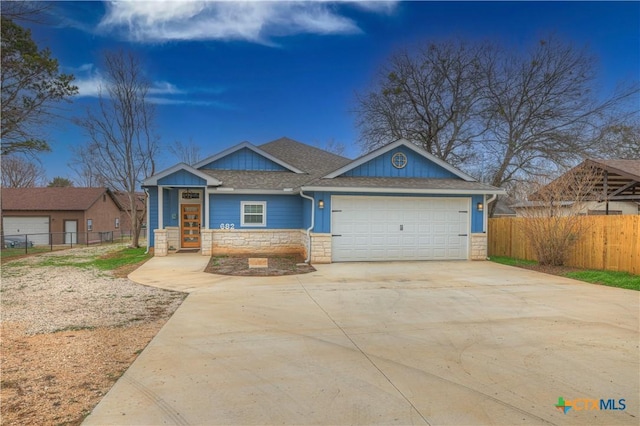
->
[194,140,305,173]
[113,191,145,211]
[1,187,121,211]
[532,158,640,202]
[588,159,640,180]
[259,137,351,176]
[142,163,222,187]
[323,139,476,181]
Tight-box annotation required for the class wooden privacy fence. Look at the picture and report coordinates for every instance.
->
[488,216,640,275]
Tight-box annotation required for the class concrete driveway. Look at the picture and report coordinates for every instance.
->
[84,257,639,425]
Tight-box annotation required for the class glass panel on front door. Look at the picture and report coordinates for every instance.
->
[181,204,201,248]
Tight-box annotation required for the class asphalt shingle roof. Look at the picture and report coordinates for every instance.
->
[198,137,504,193]
[259,137,351,176]
[1,187,116,211]
[304,177,501,192]
[590,159,640,179]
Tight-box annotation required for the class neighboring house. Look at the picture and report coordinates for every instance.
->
[143,137,504,263]
[492,197,517,217]
[511,159,640,217]
[112,191,146,235]
[1,187,122,245]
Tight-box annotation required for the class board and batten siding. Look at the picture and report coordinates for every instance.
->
[157,169,207,186]
[209,194,303,229]
[343,148,459,178]
[200,148,287,171]
[147,187,158,246]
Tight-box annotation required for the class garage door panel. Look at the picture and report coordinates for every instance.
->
[3,217,50,245]
[332,196,469,262]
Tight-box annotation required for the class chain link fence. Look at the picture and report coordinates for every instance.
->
[1,230,139,258]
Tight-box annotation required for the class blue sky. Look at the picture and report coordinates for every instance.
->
[21,1,640,182]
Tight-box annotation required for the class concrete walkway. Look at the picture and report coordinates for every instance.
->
[85,256,639,425]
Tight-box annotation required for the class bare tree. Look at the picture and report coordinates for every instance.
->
[355,40,487,166]
[592,122,640,159]
[0,1,52,24]
[69,146,110,187]
[1,155,46,187]
[320,138,346,156]
[168,139,201,166]
[479,37,638,191]
[75,50,158,248]
[519,164,603,266]
[356,36,639,193]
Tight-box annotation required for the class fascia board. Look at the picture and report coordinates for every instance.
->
[207,188,300,195]
[301,186,507,195]
[193,141,304,174]
[323,139,476,182]
[143,163,221,186]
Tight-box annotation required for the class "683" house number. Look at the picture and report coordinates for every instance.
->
[219,223,235,230]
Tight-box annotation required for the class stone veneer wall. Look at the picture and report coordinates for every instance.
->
[309,233,332,264]
[470,233,488,260]
[154,229,168,256]
[165,227,179,251]
[211,229,306,256]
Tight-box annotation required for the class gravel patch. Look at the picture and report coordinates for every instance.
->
[1,244,184,335]
[1,243,186,425]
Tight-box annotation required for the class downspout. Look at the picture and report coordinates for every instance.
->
[484,193,498,260]
[299,190,315,264]
[484,193,498,233]
[143,188,151,254]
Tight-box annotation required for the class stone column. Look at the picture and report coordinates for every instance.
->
[470,233,488,260]
[201,229,214,256]
[154,229,168,257]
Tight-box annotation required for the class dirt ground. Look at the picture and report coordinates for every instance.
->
[205,254,316,276]
[0,245,186,426]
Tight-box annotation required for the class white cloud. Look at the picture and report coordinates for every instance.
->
[98,0,397,43]
[73,66,216,106]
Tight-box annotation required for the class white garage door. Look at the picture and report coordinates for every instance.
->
[331,196,469,262]
[3,216,50,245]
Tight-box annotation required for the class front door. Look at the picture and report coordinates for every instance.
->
[181,204,201,248]
[64,220,77,244]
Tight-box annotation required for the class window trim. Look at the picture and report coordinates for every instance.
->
[240,201,266,227]
[87,219,93,231]
[115,217,120,229]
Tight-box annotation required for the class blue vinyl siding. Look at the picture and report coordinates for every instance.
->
[147,187,158,246]
[158,169,207,186]
[200,148,287,171]
[209,194,303,229]
[162,188,180,228]
[343,148,459,178]
[471,194,484,233]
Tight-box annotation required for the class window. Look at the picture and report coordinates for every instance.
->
[87,219,93,231]
[115,218,120,229]
[241,202,266,227]
[391,152,407,169]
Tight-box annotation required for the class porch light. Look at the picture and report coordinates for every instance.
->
[477,202,484,212]
[318,200,325,209]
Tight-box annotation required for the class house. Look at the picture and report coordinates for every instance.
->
[511,159,640,217]
[1,187,122,245]
[143,137,505,262]
[112,191,147,235]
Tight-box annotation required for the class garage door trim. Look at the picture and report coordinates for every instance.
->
[331,196,470,262]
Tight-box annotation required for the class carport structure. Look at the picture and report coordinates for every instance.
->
[539,159,640,214]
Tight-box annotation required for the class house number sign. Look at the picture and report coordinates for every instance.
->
[182,191,200,199]
[219,223,236,229]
